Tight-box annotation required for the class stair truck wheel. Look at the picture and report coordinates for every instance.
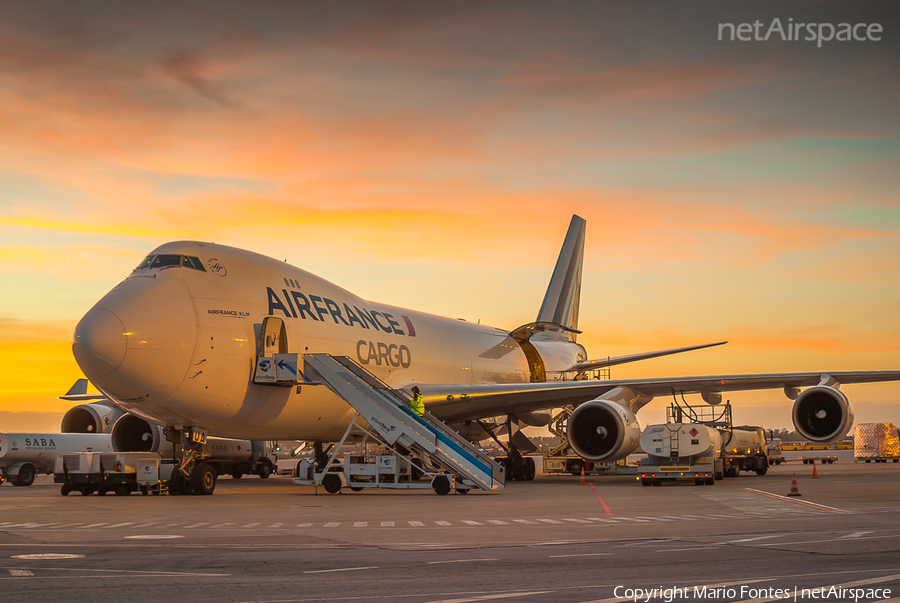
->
[569,460,583,477]
[322,473,342,494]
[191,462,217,495]
[14,463,36,487]
[431,474,451,496]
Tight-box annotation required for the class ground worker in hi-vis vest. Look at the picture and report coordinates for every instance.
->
[410,386,424,416]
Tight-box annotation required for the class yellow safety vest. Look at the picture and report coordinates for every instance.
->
[411,393,424,416]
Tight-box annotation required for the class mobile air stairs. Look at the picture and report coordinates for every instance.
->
[292,354,505,495]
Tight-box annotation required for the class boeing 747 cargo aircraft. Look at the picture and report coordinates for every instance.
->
[71,215,900,490]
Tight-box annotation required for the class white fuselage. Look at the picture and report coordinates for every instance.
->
[73,241,584,441]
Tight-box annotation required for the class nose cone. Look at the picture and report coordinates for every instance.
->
[73,308,127,377]
[73,277,197,407]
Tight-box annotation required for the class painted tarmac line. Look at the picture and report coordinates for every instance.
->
[729,572,900,603]
[725,534,789,543]
[303,566,378,574]
[423,592,552,603]
[427,558,499,564]
[656,546,724,552]
[740,487,842,511]
[548,552,613,558]
[588,483,614,516]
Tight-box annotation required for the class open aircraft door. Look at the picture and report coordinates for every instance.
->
[253,317,298,386]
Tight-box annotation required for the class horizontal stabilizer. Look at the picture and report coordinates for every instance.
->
[64,379,89,396]
[59,393,108,401]
[571,341,727,372]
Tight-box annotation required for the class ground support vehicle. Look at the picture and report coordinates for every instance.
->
[1,432,112,487]
[55,452,176,496]
[203,440,278,479]
[854,422,900,463]
[799,456,837,464]
[766,436,785,465]
[53,453,98,495]
[638,460,719,486]
[292,354,505,495]
[639,420,723,486]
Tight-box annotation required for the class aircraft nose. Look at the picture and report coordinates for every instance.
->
[73,277,197,405]
[73,308,127,377]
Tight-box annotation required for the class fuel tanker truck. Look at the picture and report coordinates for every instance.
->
[638,422,768,486]
[0,432,113,486]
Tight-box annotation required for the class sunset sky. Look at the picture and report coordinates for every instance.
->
[1,2,898,433]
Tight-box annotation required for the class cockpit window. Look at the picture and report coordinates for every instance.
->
[185,256,207,271]
[151,255,183,268]
[135,254,208,272]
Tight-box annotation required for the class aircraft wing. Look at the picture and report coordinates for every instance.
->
[421,370,900,422]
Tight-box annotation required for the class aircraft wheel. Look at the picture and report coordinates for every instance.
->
[14,464,36,487]
[523,457,536,481]
[431,475,451,496]
[322,473,342,494]
[60,484,72,496]
[169,471,188,495]
[257,463,272,479]
[191,462,217,495]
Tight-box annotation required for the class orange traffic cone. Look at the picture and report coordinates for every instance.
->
[787,473,802,497]
[811,463,819,478]
[579,467,587,485]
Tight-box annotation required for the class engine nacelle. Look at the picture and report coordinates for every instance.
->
[110,414,172,455]
[567,399,641,462]
[60,403,125,434]
[792,386,854,443]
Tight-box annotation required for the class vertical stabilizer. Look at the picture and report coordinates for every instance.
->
[536,215,585,333]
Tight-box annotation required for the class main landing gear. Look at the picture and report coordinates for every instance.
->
[168,427,217,495]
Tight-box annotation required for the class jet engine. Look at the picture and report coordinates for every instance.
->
[110,414,171,454]
[792,386,854,443]
[567,399,641,462]
[60,403,125,434]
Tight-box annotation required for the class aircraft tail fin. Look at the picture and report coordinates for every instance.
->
[536,215,585,335]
